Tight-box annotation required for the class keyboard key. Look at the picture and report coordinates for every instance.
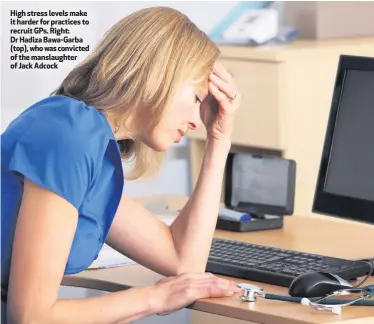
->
[263,256,285,263]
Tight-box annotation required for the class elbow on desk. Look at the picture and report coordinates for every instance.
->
[7,312,44,324]
[6,301,52,324]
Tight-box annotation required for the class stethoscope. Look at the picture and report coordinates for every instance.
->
[237,260,374,315]
[237,283,374,315]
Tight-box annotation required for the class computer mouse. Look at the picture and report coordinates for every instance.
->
[288,272,352,298]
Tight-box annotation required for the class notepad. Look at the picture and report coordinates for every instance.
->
[88,244,136,269]
[88,211,177,270]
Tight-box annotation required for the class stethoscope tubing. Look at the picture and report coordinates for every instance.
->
[263,293,374,306]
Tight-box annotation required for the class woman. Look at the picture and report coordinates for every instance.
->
[1,6,241,323]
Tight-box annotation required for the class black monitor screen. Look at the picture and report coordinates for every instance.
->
[324,70,374,202]
[313,55,374,225]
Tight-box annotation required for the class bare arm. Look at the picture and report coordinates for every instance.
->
[170,140,230,272]
[7,180,154,324]
[106,195,181,276]
[170,63,239,273]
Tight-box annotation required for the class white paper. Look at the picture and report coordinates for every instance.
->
[88,213,177,269]
[91,244,136,269]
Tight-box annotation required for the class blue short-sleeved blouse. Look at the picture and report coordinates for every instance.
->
[1,95,124,287]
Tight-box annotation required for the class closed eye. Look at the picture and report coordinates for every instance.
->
[195,95,202,104]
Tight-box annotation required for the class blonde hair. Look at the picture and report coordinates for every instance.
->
[51,6,220,180]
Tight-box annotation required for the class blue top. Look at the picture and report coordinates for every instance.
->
[1,95,124,287]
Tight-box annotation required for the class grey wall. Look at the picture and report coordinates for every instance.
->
[1,2,238,323]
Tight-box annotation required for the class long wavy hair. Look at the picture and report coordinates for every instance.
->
[51,6,220,180]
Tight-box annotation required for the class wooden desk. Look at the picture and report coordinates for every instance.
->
[62,196,374,324]
[187,37,374,218]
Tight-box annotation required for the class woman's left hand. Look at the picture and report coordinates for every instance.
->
[200,62,241,143]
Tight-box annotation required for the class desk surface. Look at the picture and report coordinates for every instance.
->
[62,195,374,324]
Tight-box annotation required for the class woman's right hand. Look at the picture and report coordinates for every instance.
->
[149,272,240,315]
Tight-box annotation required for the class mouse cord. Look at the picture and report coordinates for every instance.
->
[351,259,374,289]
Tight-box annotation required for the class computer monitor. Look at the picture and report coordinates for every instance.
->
[313,55,374,225]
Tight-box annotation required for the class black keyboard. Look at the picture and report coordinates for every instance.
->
[206,238,371,287]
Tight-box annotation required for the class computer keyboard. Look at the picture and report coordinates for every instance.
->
[207,238,371,287]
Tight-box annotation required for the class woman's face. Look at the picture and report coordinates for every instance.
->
[141,81,207,151]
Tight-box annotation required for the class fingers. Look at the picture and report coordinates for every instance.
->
[176,272,239,296]
[187,275,240,299]
[208,81,239,116]
[209,73,236,102]
[154,272,237,316]
[208,63,240,111]
[206,277,240,297]
[213,61,233,83]
[161,273,240,301]
[208,81,230,106]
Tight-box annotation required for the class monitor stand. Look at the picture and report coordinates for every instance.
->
[216,214,283,232]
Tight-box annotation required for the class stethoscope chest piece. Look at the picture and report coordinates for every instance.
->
[237,283,264,302]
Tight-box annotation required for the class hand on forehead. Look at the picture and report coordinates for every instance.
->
[212,61,232,82]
